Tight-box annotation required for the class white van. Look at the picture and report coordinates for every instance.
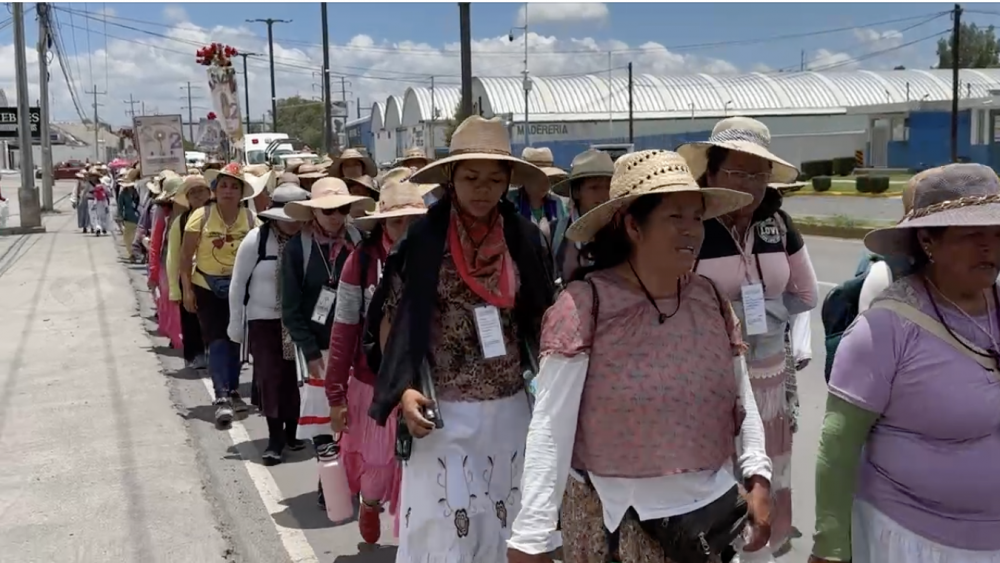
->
[235,133,290,166]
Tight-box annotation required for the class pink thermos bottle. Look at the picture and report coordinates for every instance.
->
[318,439,354,523]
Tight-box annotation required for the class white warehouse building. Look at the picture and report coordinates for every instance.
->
[344,68,1000,169]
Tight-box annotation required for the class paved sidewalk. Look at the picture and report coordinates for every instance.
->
[0,185,230,561]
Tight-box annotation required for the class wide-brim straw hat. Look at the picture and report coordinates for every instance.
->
[242,171,275,201]
[355,175,429,225]
[155,176,185,204]
[522,146,567,180]
[331,148,377,178]
[284,159,307,175]
[174,175,210,208]
[865,164,1000,256]
[258,184,311,222]
[244,164,270,177]
[677,116,798,184]
[284,177,376,222]
[205,163,254,199]
[297,163,329,179]
[551,149,615,197]
[278,172,300,186]
[344,174,380,197]
[769,181,807,195]
[410,115,548,192]
[119,167,141,187]
[397,147,431,168]
[566,150,754,243]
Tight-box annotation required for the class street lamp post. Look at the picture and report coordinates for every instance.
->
[509,2,530,147]
[235,51,261,135]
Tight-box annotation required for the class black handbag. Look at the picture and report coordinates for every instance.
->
[634,484,748,563]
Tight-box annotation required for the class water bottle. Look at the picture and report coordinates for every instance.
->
[317,440,354,523]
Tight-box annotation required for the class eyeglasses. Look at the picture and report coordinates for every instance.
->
[320,205,351,216]
[719,169,771,184]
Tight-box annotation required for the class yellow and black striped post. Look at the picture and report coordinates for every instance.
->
[855,150,864,168]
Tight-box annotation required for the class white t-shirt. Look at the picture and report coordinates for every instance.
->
[858,260,893,313]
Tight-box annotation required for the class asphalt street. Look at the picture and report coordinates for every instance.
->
[0,178,870,563]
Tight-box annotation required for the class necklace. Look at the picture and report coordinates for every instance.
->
[922,276,1000,365]
[627,260,681,324]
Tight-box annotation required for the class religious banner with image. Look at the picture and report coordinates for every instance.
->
[197,43,244,141]
[133,114,187,175]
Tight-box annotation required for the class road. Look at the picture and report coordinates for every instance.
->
[783,193,904,223]
[0,180,868,563]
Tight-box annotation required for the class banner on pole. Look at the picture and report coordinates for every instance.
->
[195,118,224,152]
[133,114,187,176]
[207,66,244,141]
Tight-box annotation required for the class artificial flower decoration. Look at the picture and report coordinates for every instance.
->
[195,43,238,67]
[207,112,217,120]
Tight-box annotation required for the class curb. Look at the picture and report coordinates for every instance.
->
[794,221,881,240]
[786,190,901,199]
[0,225,46,236]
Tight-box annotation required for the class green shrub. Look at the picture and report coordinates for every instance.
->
[800,160,833,179]
[832,157,856,176]
[855,176,872,193]
[811,176,832,192]
[867,176,891,194]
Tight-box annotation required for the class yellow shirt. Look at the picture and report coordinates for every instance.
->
[184,205,257,290]
[166,215,184,301]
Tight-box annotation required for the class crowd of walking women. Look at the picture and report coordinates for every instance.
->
[119,111,1000,563]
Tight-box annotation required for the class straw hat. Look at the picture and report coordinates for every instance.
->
[396,147,431,168]
[284,159,307,175]
[279,172,300,186]
[244,164,271,177]
[119,168,141,187]
[380,166,439,197]
[257,184,311,222]
[284,177,376,222]
[410,115,548,192]
[677,116,798,184]
[154,176,185,204]
[355,175,429,225]
[297,163,328,179]
[205,162,254,199]
[566,150,754,243]
[331,148,377,178]
[551,149,615,197]
[344,174,380,197]
[242,171,275,201]
[521,146,567,180]
[174,175,211,209]
[769,181,807,195]
[865,164,1000,256]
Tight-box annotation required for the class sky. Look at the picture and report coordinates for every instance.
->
[0,2,997,126]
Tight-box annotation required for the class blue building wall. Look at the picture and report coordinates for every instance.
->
[512,130,713,169]
[346,120,374,155]
[887,110,991,170]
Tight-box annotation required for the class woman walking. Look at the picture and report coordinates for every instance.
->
[551,149,614,282]
[365,116,554,562]
[147,176,185,351]
[167,175,212,370]
[228,183,312,465]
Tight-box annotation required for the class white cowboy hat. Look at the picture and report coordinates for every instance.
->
[677,116,798,184]
[174,175,211,208]
[242,170,275,201]
[284,177,376,222]
[521,146,567,180]
[551,149,615,197]
[257,184,312,222]
[410,115,548,192]
[865,164,1000,256]
[566,150,753,243]
[354,175,430,225]
[331,148,377,178]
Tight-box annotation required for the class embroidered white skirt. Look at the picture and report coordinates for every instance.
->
[852,499,1000,563]
[396,392,531,563]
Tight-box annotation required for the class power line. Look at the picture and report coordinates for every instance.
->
[101,2,108,92]
[82,1,93,87]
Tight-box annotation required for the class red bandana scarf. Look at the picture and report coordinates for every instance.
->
[447,204,515,309]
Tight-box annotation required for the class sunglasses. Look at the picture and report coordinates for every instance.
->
[320,205,352,216]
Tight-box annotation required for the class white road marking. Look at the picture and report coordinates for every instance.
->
[198,377,321,563]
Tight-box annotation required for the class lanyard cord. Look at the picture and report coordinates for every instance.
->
[922,276,1000,365]
[627,260,681,325]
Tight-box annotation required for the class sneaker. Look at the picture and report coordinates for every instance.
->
[358,502,382,544]
[285,438,306,452]
[214,398,234,425]
[261,446,282,467]
[230,392,249,413]
[191,354,208,370]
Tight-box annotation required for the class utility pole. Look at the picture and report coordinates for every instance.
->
[13,2,40,228]
[246,18,291,132]
[141,101,146,116]
[429,75,435,156]
[37,2,54,211]
[627,62,634,144]
[321,3,333,155]
[235,52,260,135]
[509,3,530,146]
[123,93,140,118]
[459,3,473,119]
[800,50,805,72]
[181,81,197,142]
[84,85,106,162]
[950,3,962,163]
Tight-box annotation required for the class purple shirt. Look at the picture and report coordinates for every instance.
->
[830,279,1000,550]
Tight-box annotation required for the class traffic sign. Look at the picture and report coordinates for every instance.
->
[0,107,41,139]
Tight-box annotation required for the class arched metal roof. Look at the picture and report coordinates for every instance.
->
[468,69,1000,121]
[370,101,386,131]
[384,96,403,131]
[401,86,462,126]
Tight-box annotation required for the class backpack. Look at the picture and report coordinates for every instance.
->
[243,222,276,306]
[820,254,883,382]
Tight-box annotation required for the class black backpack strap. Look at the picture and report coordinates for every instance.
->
[358,242,372,315]
[244,223,273,307]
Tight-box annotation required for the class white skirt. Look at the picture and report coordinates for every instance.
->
[853,499,1000,563]
[396,392,531,563]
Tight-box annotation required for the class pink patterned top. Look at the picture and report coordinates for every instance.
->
[542,269,747,478]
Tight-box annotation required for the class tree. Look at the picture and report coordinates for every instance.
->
[936,23,1000,68]
[270,96,324,150]
[893,65,906,70]
[443,100,473,147]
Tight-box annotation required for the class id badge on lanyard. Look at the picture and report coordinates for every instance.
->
[730,224,769,336]
[311,242,339,324]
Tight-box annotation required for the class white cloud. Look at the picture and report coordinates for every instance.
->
[517,3,610,26]
[808,26,907,71]
[162,5,188,24]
